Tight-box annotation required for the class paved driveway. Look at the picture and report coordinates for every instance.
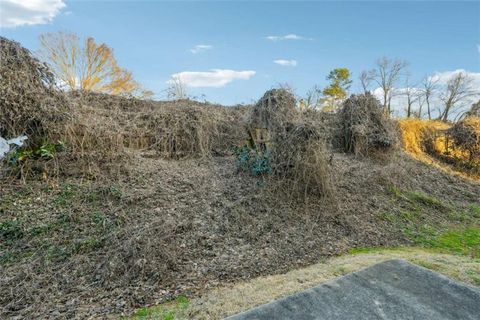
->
[227,259,480,320]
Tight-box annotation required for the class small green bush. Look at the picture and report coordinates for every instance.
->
[5,140,65,166]
[232,145,271,176]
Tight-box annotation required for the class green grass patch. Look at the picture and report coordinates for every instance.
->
[383,186,480,258]
[132,296,189,320]
[379,208,423,225]
[0,182,124,267]
[465,270,480,286]
[409,226,480,258]
[404,191,448,210]
[386,186,450,212]
[1,210,116,266]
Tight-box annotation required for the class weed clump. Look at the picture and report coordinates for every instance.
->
[339,93,398,157]
[465,100,480,118]
[271,123,331,198]
[0,37,70,144]
[447,117,480,162]
[248,88,298,134]
[232,145,271,176]
[244,89,332,198]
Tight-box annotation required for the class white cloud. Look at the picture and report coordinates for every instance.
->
[274,59,298,67]
[190,44,213,54]
[266,34,313,41]
[371,87,386,102]
[429,69,480,86]
[0,0,66,27]
[168,69,256,88]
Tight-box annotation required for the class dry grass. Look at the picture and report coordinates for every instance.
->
[2,150,480,319]
[67,92,248,160]
[2,38,480,319]
[271,123,332,199]
[398,118,449,156]
[139,103,247,159]
[136,248,480,319]
[0,36,249,181]
[399,118,479,180]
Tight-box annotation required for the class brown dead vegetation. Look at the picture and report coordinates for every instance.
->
[0,37,248,180]
[1,37,479,319]
[399,118,480,179]
[0,37,70,144]
[68,92,248,160]
[340,93,398,157]
[246,89,332,199]
[448,117,480,162]
[271,123,332,199]
[2,151,478,319]
[247,88,299,133]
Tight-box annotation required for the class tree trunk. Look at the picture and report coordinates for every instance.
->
[426,96,431,120]
[441,102,452,122]
[383,91,388,113]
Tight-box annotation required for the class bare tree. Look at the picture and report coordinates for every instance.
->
[39,31,150,97]
[166,76,188,100]
[416,94,426,118]
[359,70,371,93]
[420,75,438,120]
[464,100,480,118]
[304,85,322,110]
[401,76,421,118]
[368,57,408,114]
[439,72,479,121]
[404,89,417,119]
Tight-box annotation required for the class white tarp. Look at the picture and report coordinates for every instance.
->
[0,135,28,159]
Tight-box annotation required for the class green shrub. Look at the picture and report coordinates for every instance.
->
[5,140,65,166]
[232,145,271,176]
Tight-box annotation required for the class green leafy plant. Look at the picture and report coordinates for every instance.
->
[232,144,271,176]
[4,140,66,166]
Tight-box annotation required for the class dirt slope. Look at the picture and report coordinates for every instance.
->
[1,149,479,318]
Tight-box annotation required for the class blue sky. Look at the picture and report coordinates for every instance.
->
[1,0,479,107]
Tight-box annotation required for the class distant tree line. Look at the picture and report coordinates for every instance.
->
[304,57,479,122]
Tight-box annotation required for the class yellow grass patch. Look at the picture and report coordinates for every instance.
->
[398,118,449,155]
[398,118,479,180]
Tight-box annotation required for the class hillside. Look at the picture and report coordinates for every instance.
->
[2,113,479,317]
[1,37,479,319]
